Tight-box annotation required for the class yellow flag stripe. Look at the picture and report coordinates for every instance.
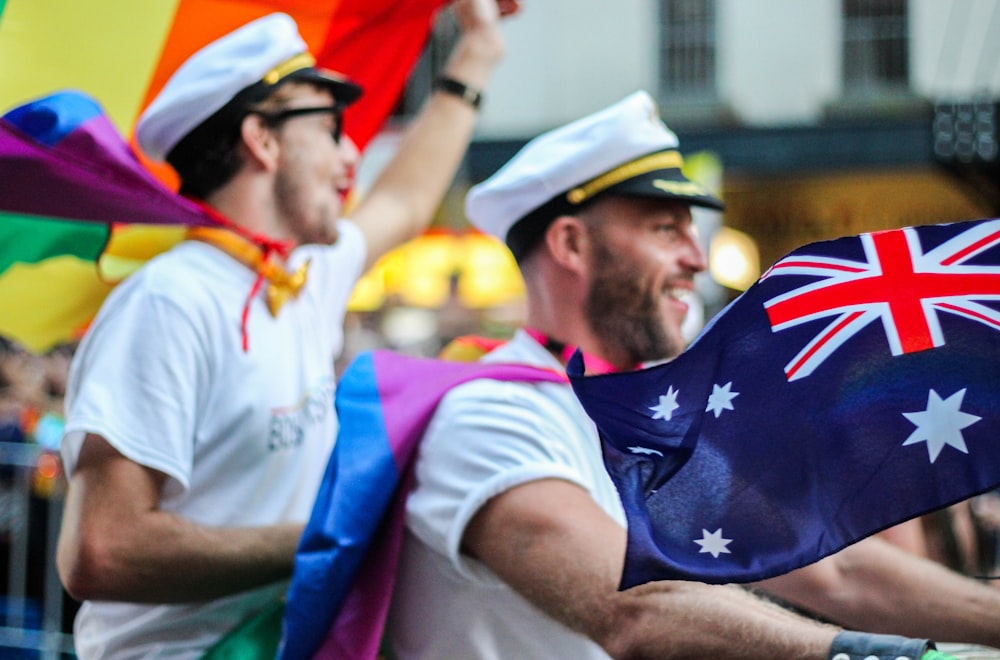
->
[0,255,115,352]
[0,0,179,133]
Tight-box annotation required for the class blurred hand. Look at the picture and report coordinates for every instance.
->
[496,0,522,18]
[452,0,522,34]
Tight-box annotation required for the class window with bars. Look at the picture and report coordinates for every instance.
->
[842,0,910,96]
[659,0,718,102]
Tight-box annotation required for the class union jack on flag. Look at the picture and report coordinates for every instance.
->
[569,216,1000,587]
[763,220,1000,380]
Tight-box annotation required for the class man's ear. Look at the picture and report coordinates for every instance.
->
[239,114,279,171]
[544,215,589,274]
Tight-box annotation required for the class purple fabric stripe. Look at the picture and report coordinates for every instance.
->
[373,350,568,468]
[0,91,212,226]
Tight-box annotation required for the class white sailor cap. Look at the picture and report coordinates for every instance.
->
[136,12,362,162]
[466,90,723,260]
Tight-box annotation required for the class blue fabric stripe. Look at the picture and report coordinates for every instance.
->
[2,91,103,147]
[281,351,398,660]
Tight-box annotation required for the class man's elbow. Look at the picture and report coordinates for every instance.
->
[57,529,120,601]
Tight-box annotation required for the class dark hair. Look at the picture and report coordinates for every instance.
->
[166,120,245,199]
[166,75,353,199]
[165,79,281,199]
[506,194,603,262]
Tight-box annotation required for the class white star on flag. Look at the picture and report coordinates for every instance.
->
[649,386,680,420]
[694,528,732,558]
[902,388,981,463]
[706,381,739,418]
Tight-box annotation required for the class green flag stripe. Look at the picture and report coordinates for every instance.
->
[0,212,109,274]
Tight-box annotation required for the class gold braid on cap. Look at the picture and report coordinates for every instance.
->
[262,53,316,85]
[566,150,685,205]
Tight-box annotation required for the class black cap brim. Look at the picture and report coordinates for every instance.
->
[504,163,724,262]
[286,68,363,108]
[605,168,725,211]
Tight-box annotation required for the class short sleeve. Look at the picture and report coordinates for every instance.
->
[405,378,593,584]
[62,286,208,491]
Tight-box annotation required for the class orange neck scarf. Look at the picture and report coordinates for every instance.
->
[184,201,308,352]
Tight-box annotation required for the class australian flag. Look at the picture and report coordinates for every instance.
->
[568,216,1000,588]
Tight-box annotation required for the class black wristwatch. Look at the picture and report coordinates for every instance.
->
[433,76,483,109]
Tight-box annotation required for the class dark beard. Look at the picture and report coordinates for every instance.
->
[274,166,336,244]
[584,240,680,365]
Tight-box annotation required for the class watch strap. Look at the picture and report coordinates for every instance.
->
[433,76,482,109]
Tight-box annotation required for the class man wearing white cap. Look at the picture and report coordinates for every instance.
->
[55,1,519,657]
[387,91,1000,659]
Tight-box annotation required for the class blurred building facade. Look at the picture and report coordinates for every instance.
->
[470,0,999,264]
[362,0,1000,350]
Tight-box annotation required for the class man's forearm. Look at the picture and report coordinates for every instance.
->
[59,508,303,603]
[605,582,838,659]
[758,537,1000,647]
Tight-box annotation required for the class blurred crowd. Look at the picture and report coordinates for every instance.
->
[0,337,72,496]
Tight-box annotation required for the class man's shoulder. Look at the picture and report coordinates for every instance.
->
[433,372,572,440]
[125,241,246,297]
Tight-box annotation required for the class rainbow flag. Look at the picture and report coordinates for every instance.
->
[0,0,447,156]
[281,350,565,660]
[0,92,207,352]
[0,0,449,353]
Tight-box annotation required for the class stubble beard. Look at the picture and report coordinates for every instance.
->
[274,167,338,245]
[584,241,685,365]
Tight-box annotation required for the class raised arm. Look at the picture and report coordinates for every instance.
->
[463,477,839,659]
[756,535,1000,648]
[57,434,302,603]
[349,0,520,270]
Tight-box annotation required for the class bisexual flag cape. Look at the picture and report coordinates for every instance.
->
[569,216,1000,588]
[0,0,449,354]
[280,350,564,660]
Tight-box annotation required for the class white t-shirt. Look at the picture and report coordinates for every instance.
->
[61,221,365,659]
[389,330,626,659]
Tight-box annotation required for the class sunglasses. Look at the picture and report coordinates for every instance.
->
[250,106,345,144]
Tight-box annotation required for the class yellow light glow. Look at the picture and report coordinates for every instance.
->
[457,235,524,309]
[347,231,526,312]
[347,270,386,312]
[709,226,760,291]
